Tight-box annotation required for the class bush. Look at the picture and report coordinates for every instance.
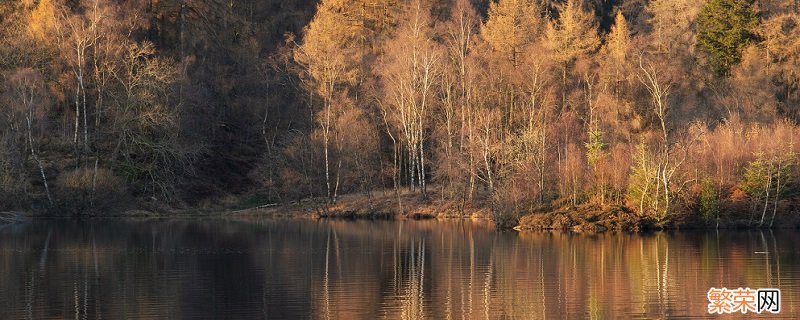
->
[699,180,720,224]
[56,167,129,215]
[626,142,659,217]
[740,152,799,225]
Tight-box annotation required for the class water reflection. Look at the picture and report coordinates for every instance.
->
[0,218,798,319]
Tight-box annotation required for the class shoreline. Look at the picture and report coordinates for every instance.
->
[7,189,800,233]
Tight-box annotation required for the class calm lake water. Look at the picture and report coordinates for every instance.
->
[0,218,798,319]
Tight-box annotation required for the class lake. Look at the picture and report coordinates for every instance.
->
[0,218,797,319]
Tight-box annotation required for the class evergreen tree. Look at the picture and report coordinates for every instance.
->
[697,0,760,76]
[544,0,600,109]
[481,0,542,67]
[605,11,630,66]
[602,10,631,98]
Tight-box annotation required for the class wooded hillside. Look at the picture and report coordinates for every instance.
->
[2,0,800,227]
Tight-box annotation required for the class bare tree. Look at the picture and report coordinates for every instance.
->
[379,0,440,199]
[6,69,53,206]
[294,0,362,203]
[108,42,188,198]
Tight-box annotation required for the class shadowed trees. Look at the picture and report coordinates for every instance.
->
[3,68,53,206]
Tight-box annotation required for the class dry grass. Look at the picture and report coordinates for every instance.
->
[230,187,492,220]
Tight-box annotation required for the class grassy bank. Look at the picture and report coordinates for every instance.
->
[226,188,492,220]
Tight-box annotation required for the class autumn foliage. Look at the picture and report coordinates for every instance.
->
[1,0,800,226]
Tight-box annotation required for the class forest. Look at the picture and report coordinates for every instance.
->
[1,0,799,229]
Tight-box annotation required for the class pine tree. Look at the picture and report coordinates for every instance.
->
[602,10,631,99]
[481,0,541,67]
[606,11,630,67]
[545,0,600,110]
[697,0,760,76]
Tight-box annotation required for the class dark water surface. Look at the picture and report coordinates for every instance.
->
[0,218,798,319]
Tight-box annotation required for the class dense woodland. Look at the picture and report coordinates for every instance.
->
[1,0,800,228]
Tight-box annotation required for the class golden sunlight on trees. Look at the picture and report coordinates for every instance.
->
[545,0,600,110]
[28,0,58,42]
[295,0,363,203]
[482,0,541,68]
[433,0,480,202]
[601,11,631,100]
[379,0,440,199]
[2,0,800,228]
[646,0,705,56]
[758,13,800,119]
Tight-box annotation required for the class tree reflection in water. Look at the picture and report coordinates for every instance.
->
[0,219,798,319]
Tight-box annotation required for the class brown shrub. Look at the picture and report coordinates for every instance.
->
[729,187,749,203]
[56,167,129,215]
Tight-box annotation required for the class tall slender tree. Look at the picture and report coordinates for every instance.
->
[295,0,361,203]
[379,0,440,198]
[545,0,600,111]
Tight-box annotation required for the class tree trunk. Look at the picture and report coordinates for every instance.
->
[333,157,341,204]
[419,130,427,198]
[323,95,332,203]
[561,61,567,112]
[81,76,89,157]
[484,146,493,198]
[91,158,99,208]
[409,142,416,192]
[770,162,781,228]
[27,113,52,206]
[759,167,772,227]
[74,84,81,162]
[394,140,403,214]
[662,165,670,222]
[324,128,331,202]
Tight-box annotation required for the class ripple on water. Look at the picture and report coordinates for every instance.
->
[0,219,798,319]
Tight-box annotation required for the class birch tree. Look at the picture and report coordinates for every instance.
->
[633,55,696,223]
[379,0,440,198]
[295,0,361,203]
[439,0,480,200]
[5,69,53,206]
